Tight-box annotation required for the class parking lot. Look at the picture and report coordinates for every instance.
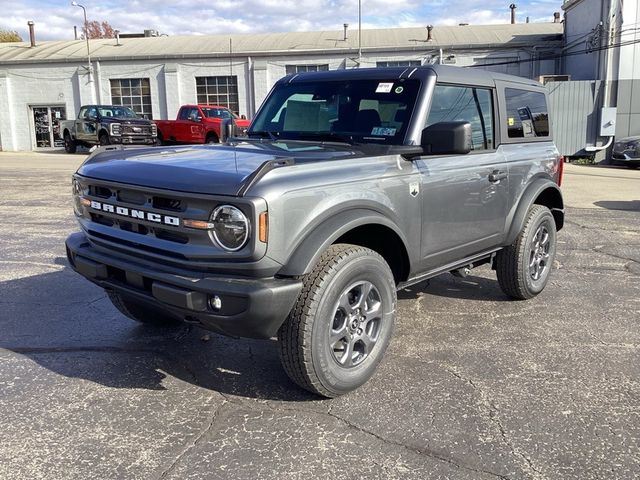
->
[1,151,639,480]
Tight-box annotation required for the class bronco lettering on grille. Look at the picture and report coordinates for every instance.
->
[89,200,180,226]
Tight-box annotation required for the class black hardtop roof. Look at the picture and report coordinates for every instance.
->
[283,64,542,89]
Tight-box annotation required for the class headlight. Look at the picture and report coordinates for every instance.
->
[110,123,122,136]
[72,178,83,215]
[210,205,249,251]
[151,124,157,136]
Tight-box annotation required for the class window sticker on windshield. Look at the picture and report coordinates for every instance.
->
[394,86,404,94]
[375,82,394,93]
[371,127,397,136]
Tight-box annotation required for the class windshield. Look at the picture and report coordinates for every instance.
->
[201,107,238,119]
[98,106,139,118]
[249,79,420,145]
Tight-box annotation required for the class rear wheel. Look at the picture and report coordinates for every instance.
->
[99,132,110,146]
[64,132,77,153]
[496,205,557,299]
[107,291,181,326]
[278,244,397,398]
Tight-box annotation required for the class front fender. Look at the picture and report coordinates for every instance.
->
[277,208,409,276]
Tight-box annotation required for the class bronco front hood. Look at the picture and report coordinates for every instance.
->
[76,142,358,196]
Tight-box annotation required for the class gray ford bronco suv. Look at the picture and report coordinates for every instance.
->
[66,65,564,397]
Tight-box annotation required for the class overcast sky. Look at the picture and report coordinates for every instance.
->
[1,0,564,41]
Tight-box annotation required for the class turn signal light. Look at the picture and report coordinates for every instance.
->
[184,219,214,230]
[80,197,91,207]
[259,212,268,243]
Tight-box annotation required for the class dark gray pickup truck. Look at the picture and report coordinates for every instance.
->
[61,105,157,153]
[66,65,564,397]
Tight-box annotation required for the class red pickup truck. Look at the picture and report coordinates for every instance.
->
[155,105,250,144]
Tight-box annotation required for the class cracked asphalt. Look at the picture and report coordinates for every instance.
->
[1,152,639,480]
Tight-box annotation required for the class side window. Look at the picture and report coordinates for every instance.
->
[86,107,98,119]
[504,88,549,138]
[178,108,189,120]
[426,85,494,151]
[78,107,88,119]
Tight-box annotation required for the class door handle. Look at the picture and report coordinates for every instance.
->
[488,170,507,183]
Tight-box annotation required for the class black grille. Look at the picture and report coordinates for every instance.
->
[122,125,152,135]
[91,186,113,198]
[117,189,146,205]
[153,196,183,212]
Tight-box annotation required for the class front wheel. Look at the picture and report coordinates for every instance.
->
[64,132,77,153]
[495,204,557,299]
[99,132,110,146]
[278,244,397,398]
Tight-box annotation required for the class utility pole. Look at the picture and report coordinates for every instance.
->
[358,0,362,66]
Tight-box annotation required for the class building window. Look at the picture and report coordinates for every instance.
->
[504,88,549,138]
[426,85,494,151]
[285,64,329,75]
[110,79,153,119]
[376,60,421,68]
[196,76,239,114]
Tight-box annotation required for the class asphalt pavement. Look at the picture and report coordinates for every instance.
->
[0,152,639,480]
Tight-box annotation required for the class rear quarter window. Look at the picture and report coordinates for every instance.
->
[504,88,549,138]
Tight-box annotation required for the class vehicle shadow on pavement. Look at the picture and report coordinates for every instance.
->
[398,269,510,302]
[593,200,640,212]
[0,269,317,402]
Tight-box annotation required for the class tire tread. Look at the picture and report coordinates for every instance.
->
[278,244,390,398]
[496,204,552,300]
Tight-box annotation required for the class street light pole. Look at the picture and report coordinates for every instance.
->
[71,1,92,81]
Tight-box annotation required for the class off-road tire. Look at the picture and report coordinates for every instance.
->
[496,204,557,300]
[278,244,397,398]
[64,132,77,153]
[107,291,181,326]
[99,132,110,146]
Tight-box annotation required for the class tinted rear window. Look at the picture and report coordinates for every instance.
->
[504,88,549,138]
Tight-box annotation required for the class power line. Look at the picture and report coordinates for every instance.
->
[470,37,640,68]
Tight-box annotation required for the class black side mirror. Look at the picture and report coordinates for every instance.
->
[220,118,235,143]
[421,121,472,155]
[241,114,247,120]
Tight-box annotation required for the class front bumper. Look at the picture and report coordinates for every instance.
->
[612,149,640,162]
[111,136,157,145]
[65,232,302,339]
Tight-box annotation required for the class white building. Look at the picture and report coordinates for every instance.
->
[0,22,562,151]
[562,0,640,139]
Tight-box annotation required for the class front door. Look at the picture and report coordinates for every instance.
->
[32,106,66,149]
[416,84,509,270]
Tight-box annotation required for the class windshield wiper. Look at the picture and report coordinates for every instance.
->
[296,132,356,145]
[248,130,278,140]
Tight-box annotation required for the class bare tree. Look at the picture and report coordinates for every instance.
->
[82,20,115,39]
[0,29,22,42]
